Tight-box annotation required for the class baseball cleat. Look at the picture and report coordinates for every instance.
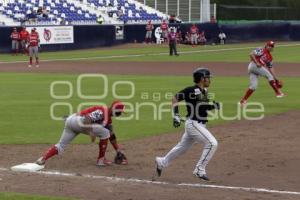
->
[193,170,210,181]
[96,157,112,166]
[239,100,247,107]
[28,65,32,68]
[35,157,46,165]
[35,64,39,68]
[276,93,285,98]
[194,173,210,181]
[155,157,163,177]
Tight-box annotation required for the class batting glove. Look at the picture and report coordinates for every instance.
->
[173,114,181,128]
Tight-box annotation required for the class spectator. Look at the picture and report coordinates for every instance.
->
[175,15,182,23]
[210,16,217,23]
[169,14,175,24]
[10,27,20,56]
[145,20,153,43]
[96,15,104,24]
[117,6,124,18]
[218,31,226,44]
[198,31,207,45]
[107,3,115,17]
[37,7,43,16]
[42,6,49,19]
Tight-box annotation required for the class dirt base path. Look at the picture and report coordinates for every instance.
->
[1,111,300,200]
[0,61,300,76]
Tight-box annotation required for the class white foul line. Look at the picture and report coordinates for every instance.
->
[0,167,299,196]
[1,43,300,64]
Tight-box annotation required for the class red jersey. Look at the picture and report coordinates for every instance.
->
[252,47,273,67]
[79,106,112,126]
[190,26,198,34]
[10,31,20,40]
[161,22,168,30]
[28,32,39,47]
[146,23,153,31]
[20,30,29,41]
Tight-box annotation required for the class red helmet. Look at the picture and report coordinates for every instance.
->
[111,100,125,113]
[266,41,275,47]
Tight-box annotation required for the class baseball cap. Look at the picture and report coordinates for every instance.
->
[266,41,275,47]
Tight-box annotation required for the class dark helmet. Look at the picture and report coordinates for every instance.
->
[193,68,211,83]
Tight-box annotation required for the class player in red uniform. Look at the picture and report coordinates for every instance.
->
[145,20,154,44]
[35,101,126,166]
[190,24,199,47]
[160,20,169,43]
[239,41,284,106]
[19,27,29,54]
[10,27,20,55]
[27,28,40,67]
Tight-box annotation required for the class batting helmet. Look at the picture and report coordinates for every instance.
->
[193,68,212,83]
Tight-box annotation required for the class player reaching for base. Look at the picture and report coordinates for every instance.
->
[239,41,284,106]
[35,100,127,166]
[27,28,40,68]
[155,68,220,181]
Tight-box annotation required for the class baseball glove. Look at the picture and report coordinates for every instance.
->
[114,152,128,165]
[275,79,283,88]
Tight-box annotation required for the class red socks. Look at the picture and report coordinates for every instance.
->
[29,57,33,65]
[98,139,108,159]
[43,145,58,161]
[109,137,120,151]
[269,80,281,95]
[241,88,254,102]
[36,57,39,65]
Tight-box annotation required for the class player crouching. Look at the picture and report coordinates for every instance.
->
[35,100,128,167]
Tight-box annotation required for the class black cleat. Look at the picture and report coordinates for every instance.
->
[156,166,162,177]
[194,172,210,181]
[155,157,163,177]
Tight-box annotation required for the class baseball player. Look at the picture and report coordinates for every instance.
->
[19,27,29,54]
[168,28,179,56]
[27,28,40,68]
[160,20,168,43]
[10,27,20,56]
[145,20,154,44]
[239,41,284,106]
[190,24,199,47]
[35,101,126,166]
[155,68,219,181]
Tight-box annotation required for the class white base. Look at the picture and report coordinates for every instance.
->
[11,163,44,172]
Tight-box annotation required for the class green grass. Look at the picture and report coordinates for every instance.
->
[0,192,75,200]
[0,73,299,144]
[1,42,300,63]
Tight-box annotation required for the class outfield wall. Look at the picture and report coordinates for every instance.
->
[0,22,300,53]
[0,25,115,53]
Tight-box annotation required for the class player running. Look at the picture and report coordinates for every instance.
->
[239,41,284,106]
[27,28,40,68]
[155,68,220,181]
[35,101,126,166]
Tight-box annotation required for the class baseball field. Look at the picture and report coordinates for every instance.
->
[0,42,300,200]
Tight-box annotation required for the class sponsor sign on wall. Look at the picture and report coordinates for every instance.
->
[26,26,74,44]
